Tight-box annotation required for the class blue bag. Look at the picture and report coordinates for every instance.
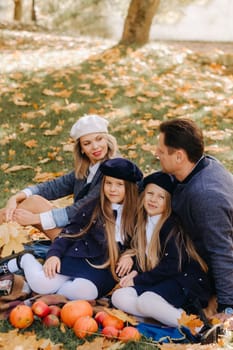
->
[137,322,198,343]
[23,240,51,260]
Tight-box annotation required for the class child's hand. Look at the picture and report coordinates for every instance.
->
[119,270,138,287]
[43,256,61,278]
[116,255,133,277]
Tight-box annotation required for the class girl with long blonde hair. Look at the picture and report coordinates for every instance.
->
[112,171,213,327]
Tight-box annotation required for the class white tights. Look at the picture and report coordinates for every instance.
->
[111,287,184,327]
[14,254,98,300]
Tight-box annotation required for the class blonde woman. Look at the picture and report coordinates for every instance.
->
[112,171,213,327]
[0,115,118,240]
[0,158,143,300]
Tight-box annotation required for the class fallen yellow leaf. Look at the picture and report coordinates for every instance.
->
[24,139,38,148]
[178,311,203,335]
[103,307,138,326]
[4,165,33,173]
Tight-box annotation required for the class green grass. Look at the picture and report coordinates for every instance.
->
[0,34,233,208]
[0,318,159,349]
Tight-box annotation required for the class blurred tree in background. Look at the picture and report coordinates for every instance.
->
[121,0,160,45]
[4,0,211,44]
[13,0,22,20]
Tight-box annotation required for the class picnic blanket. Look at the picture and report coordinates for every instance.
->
[0,272,69,319]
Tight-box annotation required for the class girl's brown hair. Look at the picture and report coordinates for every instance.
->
[73,133,118,179]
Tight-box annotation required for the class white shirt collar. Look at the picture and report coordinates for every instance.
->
[112,203,123,243]
[86,162,100,184]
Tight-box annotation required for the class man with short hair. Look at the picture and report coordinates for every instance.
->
[157,118,233,317]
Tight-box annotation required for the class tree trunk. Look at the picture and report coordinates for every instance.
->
[13,0,22,21]
[31,0,37,21]
[120,0,160,45]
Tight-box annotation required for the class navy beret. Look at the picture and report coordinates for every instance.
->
[143,171,175,194]
[100,158,143,183]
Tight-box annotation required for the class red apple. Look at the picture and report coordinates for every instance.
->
[49,305,61,317]
[42,314,60,327]
[94,311,108,325]
[102,326,119,339]
[32,300,50,318]
[119,326,141,342]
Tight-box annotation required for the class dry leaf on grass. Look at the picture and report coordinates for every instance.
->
[77,336,124,350]
[4,164,33,173]
[204,145,231,154]
[159,344,222,350]
[0,222,31,256]
[104,307,138,326]
[43,125,63,136]
[42,88,72,98]
[12,93,30,106]
[178,312,203,335]
[33,171,64,182]
[1,237,26,256]
[19,122,34,133]
[24,139,38,148]
[21,110,46,119]
[0,329,61,350]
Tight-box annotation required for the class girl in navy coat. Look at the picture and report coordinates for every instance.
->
[0,158,143,300]
[111,171,213,327]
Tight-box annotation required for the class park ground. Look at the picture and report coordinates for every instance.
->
[0,22,233,349]
[0,22,232,208]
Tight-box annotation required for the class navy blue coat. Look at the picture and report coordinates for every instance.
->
[172,156,233,309]
[46,197,130,297]
[46,197,128,269]
[47,197,108,264]
[133,215,213,309]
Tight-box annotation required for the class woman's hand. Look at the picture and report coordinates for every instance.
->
[12,208,40,226]
[43,256,61,278]
[119,270,138,287]
[4,196,19,222]
[116,255,134,277]
[4,192,26,222]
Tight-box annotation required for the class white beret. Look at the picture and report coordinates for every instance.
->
[70,114,109,140]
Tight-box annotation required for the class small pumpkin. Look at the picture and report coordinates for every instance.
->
[73,315,98,338]
[9,304,34,329]
[60,300,93,327]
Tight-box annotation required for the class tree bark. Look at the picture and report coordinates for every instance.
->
[120,0,160,45]
[31,0,37,21]
[13,0,22,21]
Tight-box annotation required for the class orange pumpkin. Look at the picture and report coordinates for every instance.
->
[60,300,93,327]
[102,314,124,330]
[9,304,34,329]
[73,316,98,338]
